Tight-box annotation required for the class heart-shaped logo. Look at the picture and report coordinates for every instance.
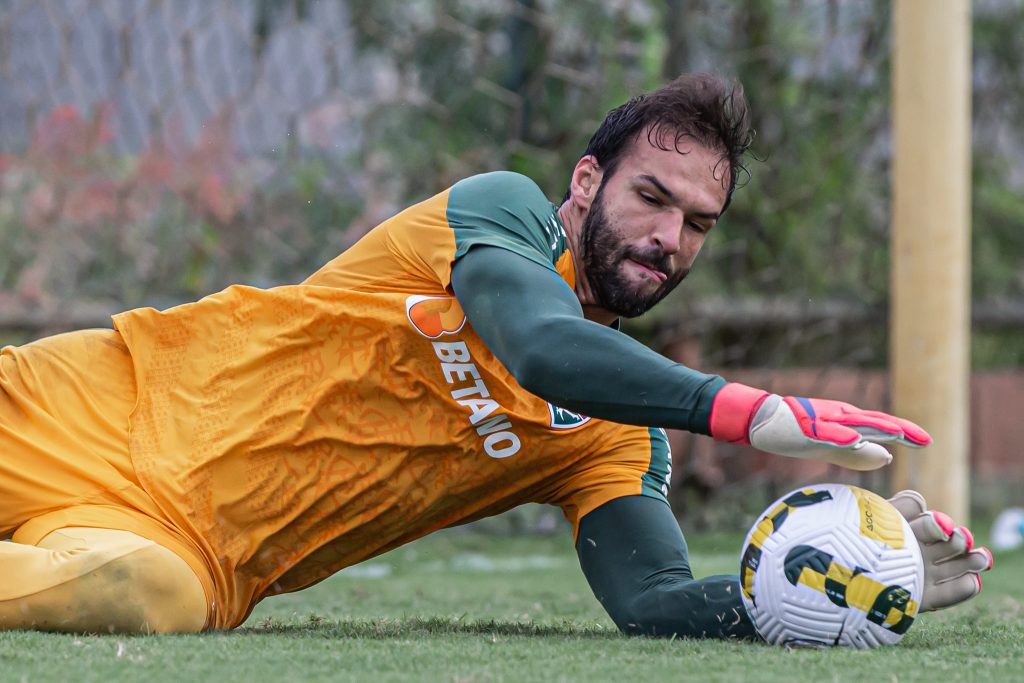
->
[406,295,468,338]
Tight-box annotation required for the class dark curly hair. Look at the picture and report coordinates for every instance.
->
[568,73,753,212]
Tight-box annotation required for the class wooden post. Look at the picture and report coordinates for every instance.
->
[890,0,971,520]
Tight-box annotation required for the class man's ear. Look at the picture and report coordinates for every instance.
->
[569,155,604,211]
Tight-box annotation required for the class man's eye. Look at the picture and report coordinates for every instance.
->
[640,193,660,206]
[688,221,707,234]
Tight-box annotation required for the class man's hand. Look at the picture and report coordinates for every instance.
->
[709,382,931,470]
[888,490,994,611]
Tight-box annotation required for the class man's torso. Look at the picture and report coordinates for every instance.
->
[112,172,671,625]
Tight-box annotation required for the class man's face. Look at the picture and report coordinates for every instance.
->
[580,134,729,318]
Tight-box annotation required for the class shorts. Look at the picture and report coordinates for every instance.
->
[0,328,216,627]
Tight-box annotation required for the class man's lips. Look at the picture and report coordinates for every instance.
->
[626,258,668,283]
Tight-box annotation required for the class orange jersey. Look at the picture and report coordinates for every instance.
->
[19,172,672,627]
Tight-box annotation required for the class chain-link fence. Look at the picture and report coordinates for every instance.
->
[1,0,1022,525]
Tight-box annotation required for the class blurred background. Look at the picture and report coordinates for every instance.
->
[0,0,1021,530]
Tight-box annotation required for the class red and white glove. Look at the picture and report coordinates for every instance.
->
[888,490,994,611]
[709,383,932,470]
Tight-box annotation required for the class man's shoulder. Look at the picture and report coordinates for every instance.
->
[448,171,556,219]
[447,171,567,267]
[451,170,547,199]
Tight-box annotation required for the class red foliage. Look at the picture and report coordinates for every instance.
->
[134,110,248,223]
[3,102,253,308]
[16,102,249,230]
[29,104,115,177]
[63,179,122,227]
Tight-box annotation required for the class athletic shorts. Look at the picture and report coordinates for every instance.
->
[0,329,216,627]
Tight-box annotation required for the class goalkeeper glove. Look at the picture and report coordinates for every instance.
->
[709,382,932,470]
[888,490,994,611]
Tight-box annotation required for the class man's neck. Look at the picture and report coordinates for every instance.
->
[556,201,618,326]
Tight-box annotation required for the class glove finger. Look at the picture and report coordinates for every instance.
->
[908,510,955,545]
[930,547,995,584]
[888,415,932,446]
[921,572,982,612]
[891,430,932,448]
[849,410,932,446]
[806,420,863,447]
[833,413,905,440]
[887,490,927,521]
[969,547,995,573]
[847,426,903,443]
[957,525,975,551]
[924,525,985,566]
[934,526,971,562]
[821,441,892,470]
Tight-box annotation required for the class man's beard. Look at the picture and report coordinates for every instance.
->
[580,187,690,318]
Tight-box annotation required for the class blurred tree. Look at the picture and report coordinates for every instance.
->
[344,0,663,198]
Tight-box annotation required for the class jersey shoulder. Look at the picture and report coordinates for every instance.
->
[447,171,569,271]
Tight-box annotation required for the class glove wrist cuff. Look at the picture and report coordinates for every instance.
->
[709,382,771,445]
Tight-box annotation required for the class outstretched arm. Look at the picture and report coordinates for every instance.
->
[576,495,755,639]
[576,493,995,639]
[451,244,723,434]
[452,245,931,468]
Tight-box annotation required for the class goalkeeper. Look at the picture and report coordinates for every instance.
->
[0,74,991,635]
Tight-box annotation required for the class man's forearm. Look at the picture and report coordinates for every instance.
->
[576,496,756,640]
[451,246,724,434]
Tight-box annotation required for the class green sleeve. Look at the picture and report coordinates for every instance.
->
[576,496,755,640]
[450,245,724,434]
[447,171,568,273]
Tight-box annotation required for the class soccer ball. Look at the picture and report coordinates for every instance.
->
[739,483,924,648]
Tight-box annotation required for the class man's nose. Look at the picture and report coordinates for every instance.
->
[650,217,682,254]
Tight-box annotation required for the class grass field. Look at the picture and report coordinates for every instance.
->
[2,517,1022,683]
